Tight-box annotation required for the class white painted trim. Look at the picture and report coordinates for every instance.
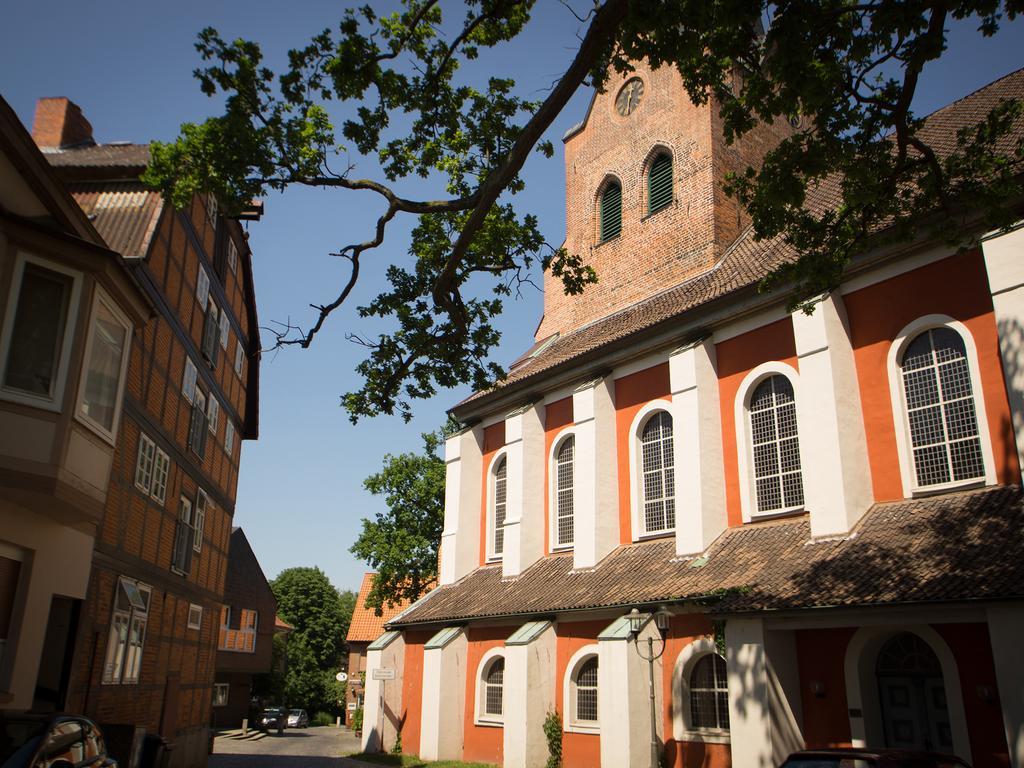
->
[627,399,676,541]
[843,625,972,762]
[543,381,580,406]
[0,251,83,412]
[73,285,133,445]
[562,644,600,734]
[839,243,956,296]
[485,448,509,563]
[885,315,997,498]
[612,351,669,382]
[712,303,790,344]
[474,647,506,727]
[733,361,806,523]
[671,637,731,744]
[548,427,579,551]
[480,410,506,428]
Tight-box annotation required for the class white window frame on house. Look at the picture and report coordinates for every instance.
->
[234,340,244,377]
[0,252,83,411]
[187,603,203,630]
[672,637,731,744]
[201,298,220,368]
[886,314,996,497]
[171,496,194,575]
[219,311,230,350]
[227,240,238,274]
[562,644,600,734]
[548,429,579,550]
[196,265,210,306]
[225,420,235,458]
[734,361,807,523]
[627,400,677,540]
[151,447,170,504]
[101,576,151,685]
[206,195,218,226]
[213,683,229,707]
[207,396,219,435]
[182,358,198,403]
[474,648,506,726]
[135,433,170,504]
[193,490,209,553]
[188,388,208,460]
[74,287,133,444]
[485,450,509,562]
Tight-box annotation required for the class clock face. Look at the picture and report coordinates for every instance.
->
[615,78,644,116]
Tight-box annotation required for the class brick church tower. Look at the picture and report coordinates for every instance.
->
[537,61,792,340]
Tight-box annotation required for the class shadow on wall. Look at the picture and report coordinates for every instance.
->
[997,315,1024,485]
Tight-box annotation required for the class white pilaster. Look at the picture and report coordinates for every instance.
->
[982,225,1024,475]
[503,403,545,578]
[598,617,663,768]
[791,294,873,537]
[726,618,772,768]
[573,377,618,569]
[439,426,483,585]
[669,338,727,556]
[504,622,556,768]
[988,602,1024,768]
[359,632,405,754]
[419,628,467,761]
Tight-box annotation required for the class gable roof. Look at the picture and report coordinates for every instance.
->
[346,573,418,643]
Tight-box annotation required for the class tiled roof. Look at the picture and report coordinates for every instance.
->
[275,615,294,631]
[346,573,417,643]
[67,182,164,259]
[390,485,1024,626]
[44,143,150,169]
[455,67,1024,414]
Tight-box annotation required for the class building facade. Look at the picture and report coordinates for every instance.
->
[362,64,1024,768]
[31,98,261,767]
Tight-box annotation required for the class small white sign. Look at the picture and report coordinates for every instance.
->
[335,672,348,682]
[372,668,396,681]
[347,702,357,710]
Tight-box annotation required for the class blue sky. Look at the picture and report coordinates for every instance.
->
[2,2,1021,595]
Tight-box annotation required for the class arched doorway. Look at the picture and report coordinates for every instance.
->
[875,632,954,752]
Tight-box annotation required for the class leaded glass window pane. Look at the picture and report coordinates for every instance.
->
[493,458,507,556]
[690,654,729,731]
[484,657,504,716]
[640,411,675,534]
[749,376,804,514]
[575,657,598,723]
[556,437,575,547]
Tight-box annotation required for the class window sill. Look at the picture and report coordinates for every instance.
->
[635,530,675,542]
[746,507,805,523]
[640,202,674,223]
[473,717,504,728]
[679,729,730,745]
[594,233,621,249]
[910,477,987,498]
[75,411,118,447]
[564,722,599,735]
[0,388,62,413]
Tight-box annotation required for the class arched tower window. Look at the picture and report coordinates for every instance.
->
[640,411,675,535]
[555,436,575,548]
[491,456,507,558]
[599,181,622,242]
[648,153,673,214]
[748,375,804,514]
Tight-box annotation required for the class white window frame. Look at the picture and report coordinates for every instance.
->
[74,286,133,444]
[886,315,996,497]
[187,603,203,630]
[734,361,807,523]
[234,341,244,377]
[627,400,677,540]
[151,447,170,505]
[671,638,731,744]
[227,240,238,274]
[101,576,151,685]
[171,496,193,575]
[485,450,509,562]
[194,490,209,553]
[549,429,579,550]
[207,396,220,435]
[182,358,198,403]
[225,420,235,458]
[213,683,229,707]
[474,648,505,726]
[0,252,83,411]
[206,194,218,225]
[219,311,230,350]
[196,265,210,306]
[562,644,600,734]
[134,434,156,494]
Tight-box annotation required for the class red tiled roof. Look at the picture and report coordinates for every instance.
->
[67,182,164,259]
[346,573,417,643]
[275,615,293,632]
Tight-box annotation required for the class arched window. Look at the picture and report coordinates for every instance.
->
[483,656,505,718]
[690,653,729,732]
[640,411,675,535]
[648,153,673,214]
[573,656,599,724]
[554,436,575,548]
[749,375,804,514]
[599,181,622,242]
[491,457,507,559]
[899,328,985,488]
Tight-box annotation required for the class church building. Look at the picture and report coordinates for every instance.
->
[361,63,1024,768]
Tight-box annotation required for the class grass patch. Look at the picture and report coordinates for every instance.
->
[347,753,497,768]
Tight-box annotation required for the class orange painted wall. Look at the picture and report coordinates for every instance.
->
[715,319,799,526]
[934,623,1008,768]
[661,615,732,768]
[555,620,605,768]
[844,249,1019,501]
[479,422,506,566]
[796,627,856,748]
[462,626,511,765]
[615,363,672,543]
[544,397,575,555]
[399,630,433,756]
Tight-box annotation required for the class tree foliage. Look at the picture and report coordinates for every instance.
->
[351,430,446,612]
[144,0,1023,420]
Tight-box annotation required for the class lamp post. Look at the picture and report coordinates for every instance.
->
[627,607,671,768]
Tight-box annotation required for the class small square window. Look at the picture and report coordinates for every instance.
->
[188,604,203,630]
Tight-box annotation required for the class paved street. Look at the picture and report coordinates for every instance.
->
[210,726,363,767]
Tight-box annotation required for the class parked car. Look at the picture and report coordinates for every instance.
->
[0,714,116,767]
[286,710,309,729]
[256,708,287,732]
[781,749,970,768]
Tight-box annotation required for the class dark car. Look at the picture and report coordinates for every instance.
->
[0,714,116,768]
[781,748,970,768]
[286,710,309,729]
[256,708,287,732]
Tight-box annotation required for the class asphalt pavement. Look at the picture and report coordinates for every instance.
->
[210,725,363,767]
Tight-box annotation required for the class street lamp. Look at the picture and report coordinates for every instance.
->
[627,606,671,768]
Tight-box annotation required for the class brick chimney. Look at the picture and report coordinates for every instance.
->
[31,97,95,150]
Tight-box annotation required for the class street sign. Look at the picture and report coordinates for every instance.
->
[372,667,396,680]
[335,672,348,682]
[347,702,357,710]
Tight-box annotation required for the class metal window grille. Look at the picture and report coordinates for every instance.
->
[749,376,804,514]
[640,411,675,534]
[556,437,575,547]
[599,182,622,242]
[493,458,507,556]
[648,153,673,214]
[574,656,598,723]
[484,657,504,716]
[900,328,984,487]
[690,654,729,731]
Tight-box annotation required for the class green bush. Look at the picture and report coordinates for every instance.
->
[352,707,364,732]
[543,710,562,768]
[311,711,335,727]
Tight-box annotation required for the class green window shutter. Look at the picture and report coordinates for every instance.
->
[600,182,622,242]
[648,154,673,214]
